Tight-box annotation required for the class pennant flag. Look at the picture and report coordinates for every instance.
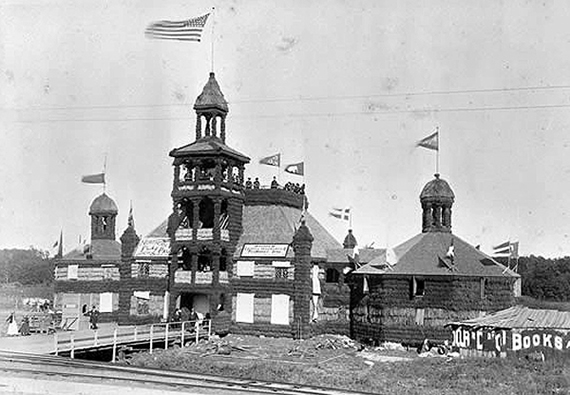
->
[81,173,105,184]
[445,238,455,261]
[259,153,281,167]
[386,247,398,266]
[493,240,519,259]
[145,13,210,42]
[128,202,135,229]
[284,162,304,176]
[329,207,351,221]
[416,131,439,151]
[52,230,63,258]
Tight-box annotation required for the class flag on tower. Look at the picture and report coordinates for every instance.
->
[128,202,135,229]
[52,230,63,258]
[329,207,351,221]
[284,162,304,175]
[493,240,519,259]
[416,131,439,151]
[81,173,105,184]
[259,153,281,167]
[145,13,210,42]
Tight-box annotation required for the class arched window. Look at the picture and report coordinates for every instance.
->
[325,268,340,283]
[220,248,227,272]
[198,246,212,272]
[178,247,192,271]
[199,159,216,181]
[199,197,214,228]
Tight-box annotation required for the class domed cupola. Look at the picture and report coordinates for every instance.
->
[89,193,118,240]
[420,174,455,233]
[343,229,357,249]
[194,72,229,142]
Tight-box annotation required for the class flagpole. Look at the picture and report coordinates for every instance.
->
[210,7,215,72]
[436,126,440,175]
[103,153,108,193]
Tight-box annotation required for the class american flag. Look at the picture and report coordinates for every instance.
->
[145,13,210,42]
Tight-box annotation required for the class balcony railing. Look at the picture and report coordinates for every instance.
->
[195,272,213,284]
[174,228,230,242]
[175,270,192,284]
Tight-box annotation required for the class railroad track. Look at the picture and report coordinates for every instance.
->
[0,350,375,395]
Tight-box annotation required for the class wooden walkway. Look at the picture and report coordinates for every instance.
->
[0,320,211,360]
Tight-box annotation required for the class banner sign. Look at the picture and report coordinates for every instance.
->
[240,244,289,258]
[451,326,570,356]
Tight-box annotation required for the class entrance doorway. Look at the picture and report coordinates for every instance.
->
[177,293,210,316]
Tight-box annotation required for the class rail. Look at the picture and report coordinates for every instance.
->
[54,319,211,362]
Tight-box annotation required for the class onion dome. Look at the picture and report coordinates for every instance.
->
[343,229,357,249]
[89,193,118,215]
[194,72,229,113]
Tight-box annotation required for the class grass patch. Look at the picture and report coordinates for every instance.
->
[123,335,570,395]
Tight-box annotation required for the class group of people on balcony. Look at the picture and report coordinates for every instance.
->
[244,176,305,194]
[180,164,244,185]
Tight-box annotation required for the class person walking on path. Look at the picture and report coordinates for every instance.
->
[6,312,18,336]
[85,306,100,330]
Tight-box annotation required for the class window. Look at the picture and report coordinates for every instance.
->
[236,293,254,323]
[99,293,113,313]
[325,268,340,283]
[67,264,78,280]
[270,294,290,325]
[275,268,289,279]
[415,308,425,325]
[236,261,254,277]
[480,278,487,299]
[412,276,425,297]
[138,262,150,277]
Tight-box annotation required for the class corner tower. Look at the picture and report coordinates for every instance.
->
[167,73,250,321]
[420,173,455,233]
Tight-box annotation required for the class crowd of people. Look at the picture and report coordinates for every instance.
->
[244,176,305,194]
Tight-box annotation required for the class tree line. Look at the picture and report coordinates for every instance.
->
[0,248,54,285]
[517,255,570,301]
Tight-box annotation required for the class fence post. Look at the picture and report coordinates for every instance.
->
[134,326,138,342]
[208,319,212,340]
[181,322,185,348]
[54,333,58,356]
[70,334,75,359]
[94,329,98,346]
[112,328,117,363]
[149,325,154,354]
[165,323,169,350]
[195,321,199,343]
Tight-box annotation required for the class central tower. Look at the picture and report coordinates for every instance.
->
[167,73,250,325]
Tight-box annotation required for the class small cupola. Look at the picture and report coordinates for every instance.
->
[343,229,357,249]
[420,174,455,233]
[89,193,118,240]
[193,72,229,142]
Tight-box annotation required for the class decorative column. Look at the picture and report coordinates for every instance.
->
[204,115,211,136]
[292,220,314,339]
[220,115,226,142]
[195,116,202,140]
[192,199,200,240]
[211,116,217,138]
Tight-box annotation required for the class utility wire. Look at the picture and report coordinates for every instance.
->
[5,83,570,112]
[14,102,570,123]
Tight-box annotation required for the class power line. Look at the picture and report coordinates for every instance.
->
[13,102,570,123]
[5,83,570,112]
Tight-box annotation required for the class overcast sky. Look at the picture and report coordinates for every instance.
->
[1,0,570,258]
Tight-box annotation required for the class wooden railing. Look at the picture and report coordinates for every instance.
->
[54,320,212,362]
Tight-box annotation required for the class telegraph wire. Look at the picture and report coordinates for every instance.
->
[4,83,570,112]
[14,102,570,123]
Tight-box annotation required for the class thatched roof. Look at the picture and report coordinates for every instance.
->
[353,232,519,278]
[61,239,121,261]
[235,206,341,260]
[138,207,341,260]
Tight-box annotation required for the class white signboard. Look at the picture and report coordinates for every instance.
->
[241,244,289,258]
[135,238,170,258]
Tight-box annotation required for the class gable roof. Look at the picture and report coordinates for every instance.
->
[169,136,250,162]
[326,248,384,264]
[235,206,341,260]
[353,232,519,278]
